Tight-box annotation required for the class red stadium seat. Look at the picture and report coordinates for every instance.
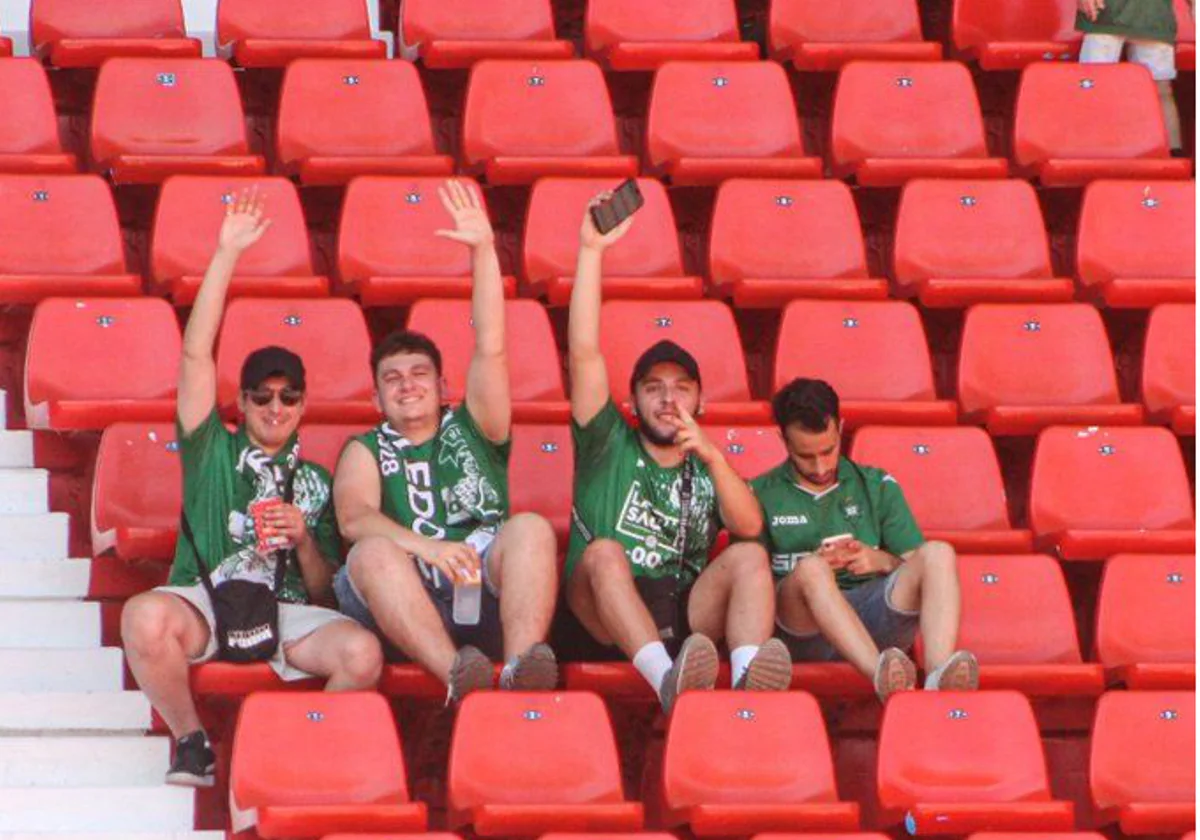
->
[91,422,180,561]
[849,426,1032,554]
[774,301,957,427]
[0,37,10,56]
[585,0,758,71]
[1177,0,1195,70]
[709,179,887,306]
[151,176,327,303]
[215,299,375,424]
[400,0,572,68]
[831,61,1007,186]
[1096,554,1195,690]
[1141,303,1195,435]
[600,300,766,423]
[448,692,644,835]
[32,0,200,66]
[877,692,1075,834]
[952,0,1079,70]
[1029,426,1195,559]
[1090,691,1195,835]
[957,304,1144,435]
[0,59,76,174]
[523,177,700,304]
[1013,63,1192,186]
[462,60,637,184]
[770,0,941,71]
[646,61,821,185]
[405,299,567,423]
[893,179,1073,306]
[276,60,452,186]
[230,692,426,837]
[511,424,573,543]
[298,425,361,475]
[0,174,140,302]
[24,298,180,430]
[217,0,386,66]
[702,425,785,480]
[90,58,263,184]
[1076,180,1195,307]
[661,692,859,834]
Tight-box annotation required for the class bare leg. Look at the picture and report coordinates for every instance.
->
[888,541,961,672]
[122,591,211,738]
[283,619,383,690]
[778,555,879,676]
[487,513,558,660]
[566,539,659,658]
[1159,79,1183,151]
[687,542,775,647]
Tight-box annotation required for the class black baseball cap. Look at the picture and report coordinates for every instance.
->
[630,340,702,393]
[240,346,306,392]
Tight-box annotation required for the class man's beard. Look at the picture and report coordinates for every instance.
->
[640,420,678,447]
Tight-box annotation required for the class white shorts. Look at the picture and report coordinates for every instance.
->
[1080,33,1178,81]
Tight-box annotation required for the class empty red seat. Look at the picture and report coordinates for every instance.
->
[1097,553,1195,690]
[151,176,327,303]
[1076,180,1195,307]
[585,0,758,71]
[231,692,426,837]
[32,0,200,66]
[511,424,573,543]
[702,425,786,480]
[215,299,375,424]
[0,174,141,302]
[24,298,180,430]
[399,0,572,68]
[0,59,76,174]
[849,426,1032,553]
[878,692,1075,834]
[524,177,701,304]
[1178,0,1195,70]
[297,424,361,475]
[709,179,887,306]
[0,37,10,56]
[90,58,263,184]
[217,0,386,67]
[831,61,1007,186]
[770,0,941,70]
[276,60,452,186]
[91,422,180,561]
[1141,303,1195,435]
[952,0,1079,70]
[893,179,1073,306]
[1013,63,1192,186]
[1029,426,1195,559]
[1090,691,1195,835]
[462,60,637,185]
[448,692,644,834]
[958,304,1144,435]
[661,692,859,834]
[774,301,957,427]
[646,61,821,185]
[405,299,567,423]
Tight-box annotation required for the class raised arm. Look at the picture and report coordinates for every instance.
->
[672,406,763,539]
[568,194,633,426]
[436,180,510,442]
[177,187,271,435]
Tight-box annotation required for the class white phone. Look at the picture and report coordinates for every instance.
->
[820,533,854,549]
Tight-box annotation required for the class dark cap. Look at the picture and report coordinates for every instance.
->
[630,339,701,394]
[240,346,306,392]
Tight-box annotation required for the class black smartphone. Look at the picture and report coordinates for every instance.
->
[590,178,644,235]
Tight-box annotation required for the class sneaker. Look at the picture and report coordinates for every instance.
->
[733,638,793,691]
[873,647,917,702]
[926,649,979,691]
[500,642,559,691]
[447,645,494,704]
[165,730,215,788]
[659,633,719,714]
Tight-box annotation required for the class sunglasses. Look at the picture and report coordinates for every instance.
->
[245,388,303,407]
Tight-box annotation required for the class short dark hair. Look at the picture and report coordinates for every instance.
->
[772,377,840,434]
[371,329,443,378]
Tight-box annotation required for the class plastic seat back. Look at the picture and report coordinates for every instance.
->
[510,424,573,540]
[586,0,756,70]
[1096,554,1195,677]
[952,0,1078,68]
[91,422,181,560]
[770,0,939,69]
[1141,304,1195,430]
[32,0,198,65]
[0,59,74,171]
[400,0,570,68]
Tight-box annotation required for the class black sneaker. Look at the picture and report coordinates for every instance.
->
[165,730,215,788]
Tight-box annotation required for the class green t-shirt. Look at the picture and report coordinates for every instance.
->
[750,456,924,590]
[1077,0,1178,43]
[168,411,340,604]
[566,400,721,584]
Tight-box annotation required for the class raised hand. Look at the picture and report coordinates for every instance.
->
[1077,0,1104,21]
[218,186,271,254]
[435,179,495,249]
[670,405,719,465]
[580,191,634,252]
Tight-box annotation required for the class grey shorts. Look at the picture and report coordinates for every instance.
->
[1080,33,1177,81]
[775,568,920,662]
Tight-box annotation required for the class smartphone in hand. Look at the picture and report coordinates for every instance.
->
[590,178,644,234]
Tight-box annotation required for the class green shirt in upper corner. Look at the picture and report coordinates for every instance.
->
[1077,0,1179,44]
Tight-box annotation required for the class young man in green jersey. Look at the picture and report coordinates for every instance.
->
[333,180,559,702]
[564,193,792,713]
[122,188,384,787]
[753,378,978,700]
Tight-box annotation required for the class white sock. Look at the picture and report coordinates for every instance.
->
[633,641,673,696]
[924,663,943,691]
[730,645,759,686]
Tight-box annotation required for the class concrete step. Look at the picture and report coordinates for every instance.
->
[0,649,124,692]
[0,737,169,787]
[0,559,90,599]
[0,514,69,562]
[0,470,48,515]
[0,786,195,832]
[0,432,33,468]
[0,692,151,735]
[0,601,100,648]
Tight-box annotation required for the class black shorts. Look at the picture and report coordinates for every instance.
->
[553,575,694,661]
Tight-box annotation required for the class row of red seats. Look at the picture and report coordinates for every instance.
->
[1,56,1190,186]
[3,174,1193,309]
[226,689,1194,837]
